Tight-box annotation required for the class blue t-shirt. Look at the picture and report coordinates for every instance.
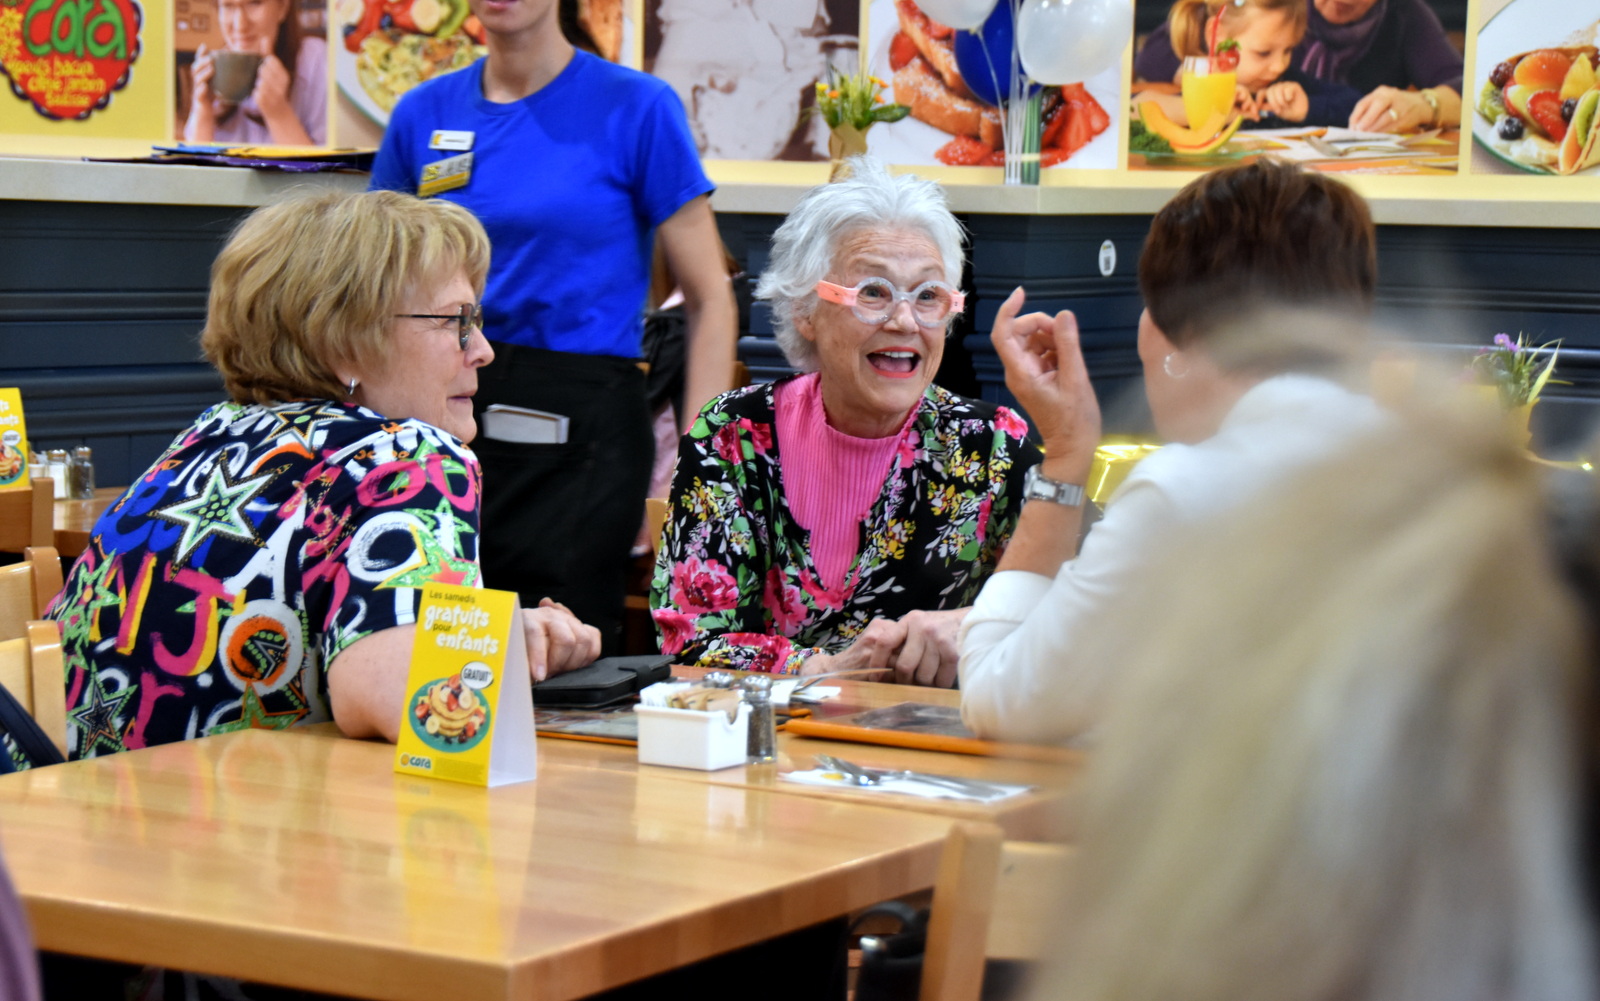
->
[371,52,713,358]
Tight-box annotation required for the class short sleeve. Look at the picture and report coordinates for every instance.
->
[370,92,421,193]
[311,422,483,668]
[632,84,714,227]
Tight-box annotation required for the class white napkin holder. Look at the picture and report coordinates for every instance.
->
[634,683,749,770]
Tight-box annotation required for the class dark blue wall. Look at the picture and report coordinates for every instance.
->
[7,198,1600,489]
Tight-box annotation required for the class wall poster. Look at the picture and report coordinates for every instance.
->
[1128,0,1467,176]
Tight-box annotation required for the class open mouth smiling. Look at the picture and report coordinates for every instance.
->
[868,349,922,377]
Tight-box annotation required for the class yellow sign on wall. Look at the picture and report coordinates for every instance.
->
[0,0,169,143]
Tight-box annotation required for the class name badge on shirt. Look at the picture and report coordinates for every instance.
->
[419,151,473,197]
[429,129,475,151]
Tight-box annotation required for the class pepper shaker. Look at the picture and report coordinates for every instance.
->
[739,675,777,764]
[68,446,95,500]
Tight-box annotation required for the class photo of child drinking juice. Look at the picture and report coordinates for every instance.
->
[1129,0,1466,174]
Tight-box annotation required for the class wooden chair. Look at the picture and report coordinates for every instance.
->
[0,620,69,759]
[919,823,1074,1001]
[644,498,670,556]
[0,478,52,553]
[0,546,63,643]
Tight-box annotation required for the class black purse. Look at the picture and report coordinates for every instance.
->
[852,900,928,1001]
[0,681,65,771]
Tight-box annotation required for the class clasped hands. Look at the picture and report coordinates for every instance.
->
[1234,81,1310,124]
[801,608,968,688]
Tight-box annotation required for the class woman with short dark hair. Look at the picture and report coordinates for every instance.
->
[960,159,1383,741]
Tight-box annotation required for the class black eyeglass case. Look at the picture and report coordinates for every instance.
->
[530,655,674,709]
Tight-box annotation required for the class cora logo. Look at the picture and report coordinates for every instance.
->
[0,0,142,120]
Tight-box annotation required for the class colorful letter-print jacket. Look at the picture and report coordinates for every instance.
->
[46,400,482,760]
[650,379,1041,674]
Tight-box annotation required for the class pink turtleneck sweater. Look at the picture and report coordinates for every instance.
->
[773,373,914,590]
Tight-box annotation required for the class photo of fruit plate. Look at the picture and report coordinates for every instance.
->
[334,0,487,126]
[1473,0,1600,175]
[865,0,1119,169]
[409,673,491,752]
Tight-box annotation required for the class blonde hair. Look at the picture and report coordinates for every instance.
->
[1036,380,1595,1001]
[1169,0,1308,58]
[202,189,490,404]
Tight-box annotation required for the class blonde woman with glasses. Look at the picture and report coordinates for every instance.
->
[42,190,596,764]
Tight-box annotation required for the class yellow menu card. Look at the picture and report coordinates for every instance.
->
[0,389,29,491]
[395,584,537,787]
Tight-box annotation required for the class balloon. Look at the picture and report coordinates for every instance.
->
[1017,0,1133,85]
[953,1,1040,106]
[915,0,1000,32]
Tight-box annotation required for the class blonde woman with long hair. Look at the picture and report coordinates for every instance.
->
[1031,374,1595,1001]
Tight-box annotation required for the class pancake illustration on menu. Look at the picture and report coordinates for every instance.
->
[410,673,490,751]
[0,442,23,488]
[1474,3,1600,175]
[885,0,1111,167]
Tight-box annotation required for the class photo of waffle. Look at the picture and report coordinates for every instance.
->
[869,0,1117,169]
[410,673,490,750]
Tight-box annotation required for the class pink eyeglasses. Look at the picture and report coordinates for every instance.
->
[815,277,965,329]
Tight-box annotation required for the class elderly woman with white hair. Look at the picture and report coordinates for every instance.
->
[649,158,1040,685]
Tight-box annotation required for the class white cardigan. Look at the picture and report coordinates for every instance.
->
[958,375,1383,743]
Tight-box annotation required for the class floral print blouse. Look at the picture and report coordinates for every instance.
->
[651,379,1040,673]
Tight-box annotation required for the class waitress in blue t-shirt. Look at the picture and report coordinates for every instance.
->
[370,0,736,650]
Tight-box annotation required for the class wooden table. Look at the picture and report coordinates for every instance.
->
[52,486,121,558]
[0,725,961,1001]
[538,679,1082,840]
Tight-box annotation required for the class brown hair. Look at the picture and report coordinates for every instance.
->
[202,189,490,404]
[1137,160,1376,367]
[1168,0,1309,59]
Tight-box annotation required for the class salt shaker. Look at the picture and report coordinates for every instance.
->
[45,449,68,499]
[68,446,95,499]
[702,671,736,689]
[739,675,777,764]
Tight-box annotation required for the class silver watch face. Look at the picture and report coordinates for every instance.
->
[1024,466,1084,506]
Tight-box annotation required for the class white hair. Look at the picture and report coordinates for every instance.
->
[753,156,965,370]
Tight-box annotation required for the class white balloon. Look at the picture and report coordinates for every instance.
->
[915,0,999,32]
[1017,0,1133,85]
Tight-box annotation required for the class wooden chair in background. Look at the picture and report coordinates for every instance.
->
[919,823,1073,1001]
[0,620,69,759]
[0,546,63,643]
[0,478,52,553]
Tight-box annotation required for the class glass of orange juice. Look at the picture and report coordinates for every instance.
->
[1180,56,1237,130]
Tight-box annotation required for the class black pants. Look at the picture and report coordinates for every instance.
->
[471,345,653,653]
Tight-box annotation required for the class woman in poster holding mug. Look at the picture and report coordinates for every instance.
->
[184,0,328,145]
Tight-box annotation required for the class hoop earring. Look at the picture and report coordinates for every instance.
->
[346,377,358,399]
[1163,353,1189,380]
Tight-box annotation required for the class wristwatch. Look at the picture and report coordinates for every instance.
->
[1022,465,1085,508]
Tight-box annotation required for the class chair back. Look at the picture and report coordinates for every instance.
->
[919,822,1073,1001]
[645,498,670,556]
[0,547,62,642]
[0,478,52,553]
[0,620,68,760]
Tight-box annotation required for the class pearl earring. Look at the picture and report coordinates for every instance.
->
[346,377,358,398]
[1163,353,1189,379]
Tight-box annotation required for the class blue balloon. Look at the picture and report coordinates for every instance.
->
[953,1,1040,106]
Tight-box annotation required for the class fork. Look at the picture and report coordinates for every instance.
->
[815,754,1008,797]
